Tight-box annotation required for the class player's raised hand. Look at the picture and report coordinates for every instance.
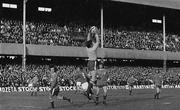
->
[89,26,97,33]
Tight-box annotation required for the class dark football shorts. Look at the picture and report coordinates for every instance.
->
[156,85,162,88]
[33,83,39,87]
[87,60,97,71]
[128,84,134,88]
[51,86,59,96]
[43,79,48,86]
[96,81,108,88]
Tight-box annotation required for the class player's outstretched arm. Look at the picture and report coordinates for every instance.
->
[95,33,99,44]
[87,32,91,41]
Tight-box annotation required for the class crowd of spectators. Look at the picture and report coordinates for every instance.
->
[0,19,86,46]
[0,63,180,87]
[1,18,180,87]
[104,28,180,52]
[0,64,78,87]
[107,66,180,86]
[1,19,180,52]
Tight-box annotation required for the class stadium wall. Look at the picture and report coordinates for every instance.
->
[1,85,180,92]
[0,43,180,60]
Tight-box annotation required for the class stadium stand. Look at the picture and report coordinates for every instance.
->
[1,19,180,52]
[0,61,180,87]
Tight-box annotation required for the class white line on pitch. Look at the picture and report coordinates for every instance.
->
[162,102,171,105]
[18,105,45,109]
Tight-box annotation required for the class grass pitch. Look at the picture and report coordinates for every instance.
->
[0,88,179,110]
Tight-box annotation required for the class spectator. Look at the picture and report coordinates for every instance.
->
[1,19,180,51]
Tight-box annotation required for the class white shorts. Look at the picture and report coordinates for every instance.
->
[82,82,89,91]
[76,82,82,87]
[76,82,89,91]
[28,83,33,87]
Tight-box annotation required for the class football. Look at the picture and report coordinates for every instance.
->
[90,26,97,33]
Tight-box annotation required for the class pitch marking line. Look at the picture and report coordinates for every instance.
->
[19,105,45,109]
[2,104,45,109]
[162,102,171,105]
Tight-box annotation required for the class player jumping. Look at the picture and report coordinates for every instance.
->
[85,26,99,100]
[49,65,71,109]
[86,26,99,71]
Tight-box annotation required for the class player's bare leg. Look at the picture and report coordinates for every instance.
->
[49,93,72,108]
[75,82,81,94]
[32,88,37,96]
[34,86,39,96]
[30,91,34,96]
[75,85,80,94]
[85,70,95,101]
[95,86,100,105]
[75,82,93,101]
[34,91,37,96]
[103,86,107,104]
[75,67,93,100]
[49,89,56,108]
[30,89,36,96]
[49,94,55,109]
[57,95,72,103]
[86,82,94,100]
[129,86,132,95]
[154,86,161,99]
[154,87,157,99]
[157,87,161,99]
